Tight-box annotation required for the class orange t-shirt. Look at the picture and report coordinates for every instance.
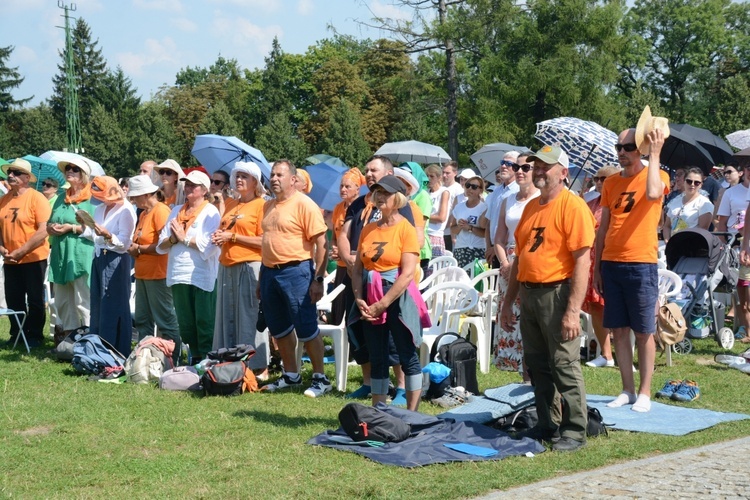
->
[0,189,51,264]
[409,200,425,230]
[219,197,264,266]
[332,201,348,268]
[515,189,595,283]
[133,203,170,280]
[600,167,670,263]
[261,191,328,267]
[359,218,420,274]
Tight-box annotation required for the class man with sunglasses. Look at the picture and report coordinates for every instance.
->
[594,125,670,414]
[0,158,52,348]
[481,151,521,267]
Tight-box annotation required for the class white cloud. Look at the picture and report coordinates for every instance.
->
[370,0,411,21]
[170,17,198,32]
[205,0,281,14]
[116,37,180,77]
[11,46,37,65]
[133,0,184,11]
[297,0,314,16]
[211,14,283,55]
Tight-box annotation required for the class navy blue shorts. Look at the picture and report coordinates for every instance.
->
[601,261,658,334]
[259,261,320,342]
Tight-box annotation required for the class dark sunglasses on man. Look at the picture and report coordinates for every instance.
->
[42,182,57,189]
[499,160,517,168]
[6,169,27,177]
[614,143,638,153]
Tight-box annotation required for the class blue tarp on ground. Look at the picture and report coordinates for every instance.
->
[308,403,544,467]
[437,383,536,423]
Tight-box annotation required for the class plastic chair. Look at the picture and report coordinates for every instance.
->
[428,255,457,272]
[0,308,29,353]
[579,311,600,360]
[657,269,683,367]
[44,279,58,336]
[419,282,479,368]
[461,269,501,373]
[418,265,470,291]
[296,273,349,392]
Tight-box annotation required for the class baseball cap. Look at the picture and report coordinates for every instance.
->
[369,175,407,195]
[527,145,570,168]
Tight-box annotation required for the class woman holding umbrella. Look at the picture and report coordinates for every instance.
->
[46,158,95,341]
[211,162,268,377]
[78,176,137,357]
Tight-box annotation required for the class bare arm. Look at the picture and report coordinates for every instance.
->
[308,231,328,303]
[741,201,750,265]
[696,212,713,230]
[499,257,520,332]
[337,219,356,270]
[429,190,450,223]
[593,206,610,295]
[363,252,419,321]
[645,129,666,200]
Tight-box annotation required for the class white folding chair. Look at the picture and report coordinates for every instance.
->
[428,255,457,272]
[418,265,470,291]
[657,269,683,367]
[0,308,29,353]
[460,269,501,373]
[419,282,479,368]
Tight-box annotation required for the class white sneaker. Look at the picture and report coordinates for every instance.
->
[262,374,302,392]
[304,376,332,398]
[585,355,615,368]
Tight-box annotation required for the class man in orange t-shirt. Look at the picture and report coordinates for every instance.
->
[0,159,52,347]
[500,145,594,452]
[594,125,669,413]
[259,160,331,398]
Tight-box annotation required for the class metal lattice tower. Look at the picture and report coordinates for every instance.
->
[58,1,83,153]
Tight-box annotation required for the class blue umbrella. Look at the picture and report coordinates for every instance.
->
[306,154,348,169]
[305,162,347,211]
[22,155,66,191]
[191,134,272,180]
[534,117,618,175]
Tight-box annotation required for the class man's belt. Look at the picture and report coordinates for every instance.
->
[269,260,308,270]
[521,278,570,289]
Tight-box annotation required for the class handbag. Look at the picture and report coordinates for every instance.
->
[656,302,687,349]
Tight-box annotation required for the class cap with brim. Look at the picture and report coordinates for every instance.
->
[527,145,570,169]
[158,159,185,178]
[57,157,91,176]
[393,167,420,196]
[180,170,210,189]
[3,158,37,182]
[369,175,407,195]
[635,105,670,155]
[458,168,476,179]
[128,174,160,197]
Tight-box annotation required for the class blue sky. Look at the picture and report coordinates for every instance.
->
[1,0,415,106]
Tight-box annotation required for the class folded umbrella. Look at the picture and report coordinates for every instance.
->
[40,150,106,177]
[670,124,733,166]
[191,134,271,180]
[375,140,451,165]
[22,155,67,191]
[305,162,348,211]
[470,143,526,182]
[726,129,750,151]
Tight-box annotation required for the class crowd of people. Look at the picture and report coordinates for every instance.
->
[1,106,745,452]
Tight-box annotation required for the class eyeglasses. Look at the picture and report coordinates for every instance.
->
[511,163,533,173]
[615,143,638,153]
[64,165,81,173]
[500,160,517,168]
[211,180,226,186]
[158,169,176,176]
[593,176,607,182]
[42,182,57,189]
[465,183,482,190]
[685,179,702,186]
[7,169,27,177]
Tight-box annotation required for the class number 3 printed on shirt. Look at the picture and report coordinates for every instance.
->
[615,191,636,213]
[370,241,387,263]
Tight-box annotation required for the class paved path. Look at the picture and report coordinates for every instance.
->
[479,436,750,499]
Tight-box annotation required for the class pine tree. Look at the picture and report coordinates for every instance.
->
[319,99,370,168]
[0,46,31,111]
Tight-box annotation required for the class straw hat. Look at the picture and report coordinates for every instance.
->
[635,105,670,155]
[3,158,37,182]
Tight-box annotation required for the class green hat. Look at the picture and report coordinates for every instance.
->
[527,145,570,168]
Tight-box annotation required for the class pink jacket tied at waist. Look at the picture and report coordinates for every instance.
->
[365,270,431,328]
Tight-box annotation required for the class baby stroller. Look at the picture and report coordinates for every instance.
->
[664,228,738,352]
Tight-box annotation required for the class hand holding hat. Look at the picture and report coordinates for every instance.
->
[635,105,670,156]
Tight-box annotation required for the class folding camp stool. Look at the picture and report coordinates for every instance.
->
[0,308,29,353]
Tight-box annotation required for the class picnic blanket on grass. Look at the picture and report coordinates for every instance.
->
[308,404,544,467]
[437,383,536,423]
[588,395,750,436]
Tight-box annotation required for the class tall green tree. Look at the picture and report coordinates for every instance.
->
[49,18,109,127]
[0,46,32,111]
[0,105,65,158]
[254,111,308,165]
[319,98,371,168]
[83,103,129,177]
[198,100,242,137]
[131,101,179,166]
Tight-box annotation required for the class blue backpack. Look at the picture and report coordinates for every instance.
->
[71,334,126,375]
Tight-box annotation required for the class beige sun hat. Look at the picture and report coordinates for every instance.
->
[128,175,160,197]
[57,156,91,176]
[635,105,671,155]
[3,158,37,182]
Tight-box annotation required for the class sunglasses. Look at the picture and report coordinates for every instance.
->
[42,182,57,188]
[511,163,533,173]
[685,179,702,186]
[723,170,737,175]
[593,176,608,182]
[500,160,517,168]
[465,183,482,190]
[64,165,81,173]
[158,169,176,176]
[7,169,27,177]
[211,179,226,186]
[615,143,638,153]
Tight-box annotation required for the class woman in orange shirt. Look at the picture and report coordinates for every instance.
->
[211,162,267,377]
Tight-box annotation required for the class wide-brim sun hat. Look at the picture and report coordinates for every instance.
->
[158,159,185,178]
[128,174,160,197]
[3,158,37,182]
[57,156,91,176]
[635,105,671,155]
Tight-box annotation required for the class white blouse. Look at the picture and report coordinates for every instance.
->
[81,202,137,256]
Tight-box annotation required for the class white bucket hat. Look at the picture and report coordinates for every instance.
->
[128,174,160,197]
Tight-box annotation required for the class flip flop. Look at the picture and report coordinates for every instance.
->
[76,210,96,229]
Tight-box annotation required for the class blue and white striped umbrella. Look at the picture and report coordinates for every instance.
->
[534,117,618,175]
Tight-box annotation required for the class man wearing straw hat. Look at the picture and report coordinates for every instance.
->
[594,106,671,413]
[0,158,52,347]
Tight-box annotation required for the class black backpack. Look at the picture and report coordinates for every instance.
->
[429,332,479,395]
[338,403,411,443]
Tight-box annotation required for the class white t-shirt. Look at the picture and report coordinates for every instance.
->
[452,200,487,250]
[444,182,464,235]
[666,194,714,234]
[427,186,449,236]
[717,183,749,232]
[504,191,541,246]
[486,181,519,243]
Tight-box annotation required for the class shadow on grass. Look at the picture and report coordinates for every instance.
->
[0,344,55,362]
[234,409,338,428]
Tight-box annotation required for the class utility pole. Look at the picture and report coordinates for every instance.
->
[57,1,83,153]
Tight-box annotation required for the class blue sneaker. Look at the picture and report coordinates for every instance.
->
[391,388,407,407]
[346,384,371,399]
[655,379,682,398]
[671,380,700,402]
[735,326,747,339]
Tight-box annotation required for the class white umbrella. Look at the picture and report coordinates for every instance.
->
[727,130,750,150]
[40,150,106,177]
[470,142,526,182]
[375,140,451,164]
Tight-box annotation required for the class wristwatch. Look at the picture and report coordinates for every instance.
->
[315,275,324,283]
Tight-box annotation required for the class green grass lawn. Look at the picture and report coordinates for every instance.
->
[1,319,749,499]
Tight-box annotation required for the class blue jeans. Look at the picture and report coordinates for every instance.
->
[259,261,319,342]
